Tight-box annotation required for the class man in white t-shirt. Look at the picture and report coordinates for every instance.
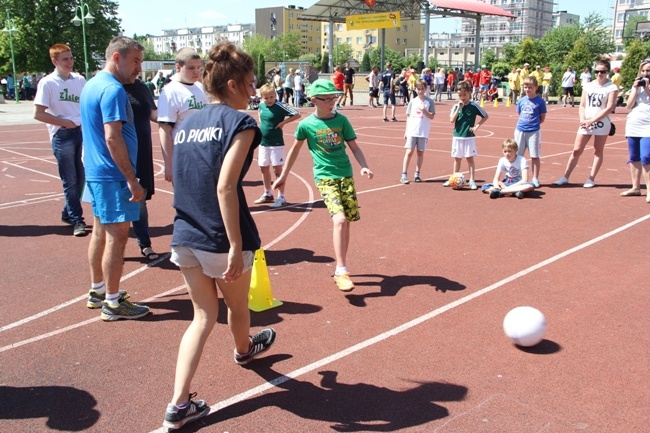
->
[33,43,87,236]
[157,48,208,183]
[561,66,576,107]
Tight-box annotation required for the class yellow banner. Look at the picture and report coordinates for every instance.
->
[346,11,401,30]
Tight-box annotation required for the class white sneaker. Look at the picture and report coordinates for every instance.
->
[583,179,595,188]
[553,177,569,186]
[269,197,286,208]
[532,178,540,188]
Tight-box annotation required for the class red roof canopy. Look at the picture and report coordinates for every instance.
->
[427,0,515,19]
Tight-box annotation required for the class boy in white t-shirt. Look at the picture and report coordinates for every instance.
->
[158,48,208,183]
[481,139,535,199]
[33,43,87,236]
[400,79,435,184]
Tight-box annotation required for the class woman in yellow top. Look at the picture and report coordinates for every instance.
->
[542,66,553,102]
[508,67,520,104]
[407,66,419,99]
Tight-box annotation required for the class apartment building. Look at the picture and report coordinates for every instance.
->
[255,5,322,56]
[460,0,554,48]
[322,19,424,63]
[148,24,255,55]
[553,10,580,27]
[612,0,650,52]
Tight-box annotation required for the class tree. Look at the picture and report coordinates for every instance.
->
[620,39,650,89]
[512,37,545,70]
[581,12,614,57]
[361,51,371,72]
[540,24,582,66]
[480,48,498,69]
[269,31,301,61]
[332,43,353,68]
[0,0,121,75]
[564,36,594,94]
[501,43,519,65]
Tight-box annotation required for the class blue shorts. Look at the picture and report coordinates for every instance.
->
[383,90,396,105]
[627,136,650,165]
[87,181,140,224]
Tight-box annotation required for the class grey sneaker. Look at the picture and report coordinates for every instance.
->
[73,221,87,237]
[553,177,569,186]
[514,191,525,199]
[400,177,410,184]
[163,392,210,431]
[254,194,275,204]
[100,298,150,321]
[234,328,277,365]
[87,289,129,309]
[269,196,286,208]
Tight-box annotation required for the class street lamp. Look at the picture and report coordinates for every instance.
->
[2,10,19,104]
[71,0,94,78]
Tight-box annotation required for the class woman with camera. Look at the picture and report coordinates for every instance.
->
[553,59,618,188]
[621,59,650,200]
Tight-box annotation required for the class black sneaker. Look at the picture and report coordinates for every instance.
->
[234,328,277,365]
[414,175,422,183]
[383,117,389,122]
[163,392,210,431]
[489,190,502,199]
[73,221,87,237]
[391,117,398,122]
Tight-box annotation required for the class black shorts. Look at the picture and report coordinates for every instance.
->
[563,87,574,96]
[369,88,379,98]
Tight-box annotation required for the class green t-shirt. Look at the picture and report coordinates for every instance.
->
[294,113,357,181]
[259,101,299,147]
[451,102,487,137]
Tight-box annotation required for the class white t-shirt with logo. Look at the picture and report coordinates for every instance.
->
[33,71,86,140]
[405,97,435,138]
[157,80,208,137]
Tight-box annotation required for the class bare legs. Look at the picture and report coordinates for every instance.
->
[561,134,607,183]
[171,266,252,405]
[332,213,350,269]
[88,218,129,295]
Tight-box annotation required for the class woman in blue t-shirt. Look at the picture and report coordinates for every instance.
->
[162,42,277,432]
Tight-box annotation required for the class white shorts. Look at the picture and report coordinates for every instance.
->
[578,117,611,136]
[258,146,286,167]
[405,136,428,151]
[451,137,478,158]
[170,246,254,279]
[515,129,541,158]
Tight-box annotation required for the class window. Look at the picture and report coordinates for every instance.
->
[396,38,400,44]
[347,37,352,44]
[404,39,407,45]
[357,37,363,44]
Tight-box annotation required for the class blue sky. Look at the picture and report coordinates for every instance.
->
[118,0,613,37]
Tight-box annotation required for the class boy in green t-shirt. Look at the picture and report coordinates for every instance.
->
[273,79,373,292]
[444,80,489,190]
[255,83,301,208]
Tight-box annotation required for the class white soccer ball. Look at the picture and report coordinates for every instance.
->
[503,306,547,347]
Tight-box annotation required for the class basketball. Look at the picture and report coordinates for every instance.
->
[503,306,547,347]
[448,172,466,189]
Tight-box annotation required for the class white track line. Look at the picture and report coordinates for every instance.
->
[0,171,314,340]
[147,212,650,433]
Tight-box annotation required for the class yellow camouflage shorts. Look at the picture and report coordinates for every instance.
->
[316,177,360,222]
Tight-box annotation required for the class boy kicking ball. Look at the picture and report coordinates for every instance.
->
[481,139,535,199]
[255,83,301,208]
[273,79,373,292]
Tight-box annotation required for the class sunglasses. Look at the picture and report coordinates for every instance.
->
[315,97,337,102]
[594,70,608,74]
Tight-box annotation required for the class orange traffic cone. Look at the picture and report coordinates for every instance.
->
[249,248,282,312]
